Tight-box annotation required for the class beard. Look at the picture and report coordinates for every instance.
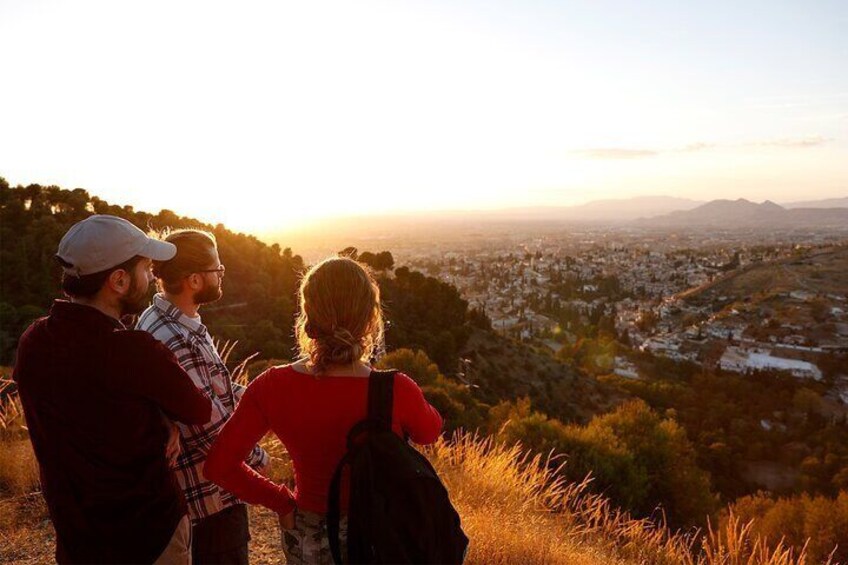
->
[194,281,223,305]
[119,273,151,317]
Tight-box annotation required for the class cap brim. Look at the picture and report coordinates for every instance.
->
[140,238,177,261]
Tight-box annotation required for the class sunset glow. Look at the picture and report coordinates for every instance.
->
[1,0,845,233]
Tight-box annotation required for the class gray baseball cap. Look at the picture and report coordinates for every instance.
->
[56,215,177,277]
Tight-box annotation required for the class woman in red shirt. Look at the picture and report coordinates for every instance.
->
[204,256,443,564]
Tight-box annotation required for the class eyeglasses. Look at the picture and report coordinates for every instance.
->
[197,265,226,277]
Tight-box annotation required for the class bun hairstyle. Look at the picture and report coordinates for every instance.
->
[295,256,384,375]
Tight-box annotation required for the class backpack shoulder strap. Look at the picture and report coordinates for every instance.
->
[327,450,352,565]
[368,369,396,430]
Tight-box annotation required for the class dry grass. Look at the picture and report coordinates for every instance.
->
[0,378,25,435]
[424,432,823,565]
[0,494,54,564]
[426,433,677,564]
[0,439,39,496]
[1,377,52,563]
[0,366,833,564]
[0,378,40,497]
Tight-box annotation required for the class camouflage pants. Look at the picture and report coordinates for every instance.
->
[282,509,347,565]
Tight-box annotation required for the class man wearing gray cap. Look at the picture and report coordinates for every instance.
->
[12,215,213,564]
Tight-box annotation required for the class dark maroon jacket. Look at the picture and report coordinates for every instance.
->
[12,301,212,564]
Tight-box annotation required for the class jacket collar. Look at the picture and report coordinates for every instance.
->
[49,300,125,332]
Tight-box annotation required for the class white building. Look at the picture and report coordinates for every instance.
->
[719,346,822,380]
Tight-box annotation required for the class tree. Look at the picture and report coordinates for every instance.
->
[379,266,469,371]
[377,348,488,433]
[378,348,440,386]
[338,246,358,259]
[728,491,848,562]
[357,251,377,268]
[375,251,394,271]
[497,398,716,528]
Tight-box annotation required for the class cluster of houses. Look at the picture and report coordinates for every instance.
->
[634,290,847,381]
[396,232,846,384]
[404,237,779,341]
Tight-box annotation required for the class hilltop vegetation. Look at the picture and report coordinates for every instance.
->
[0,179,304,365]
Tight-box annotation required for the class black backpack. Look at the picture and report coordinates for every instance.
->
[326,370,469,564]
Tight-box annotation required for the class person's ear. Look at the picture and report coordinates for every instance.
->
[186,273,203,291]
[107,269,130,295]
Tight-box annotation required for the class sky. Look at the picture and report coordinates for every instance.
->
[1,0,846,234]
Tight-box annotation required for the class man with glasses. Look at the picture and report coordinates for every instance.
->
[138,229,269,565]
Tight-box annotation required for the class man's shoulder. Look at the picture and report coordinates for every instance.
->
[13,316,51,370]
[110,328,173,353]
[17,315,49,343]
[101,329,179,369]
[137,305,191,346]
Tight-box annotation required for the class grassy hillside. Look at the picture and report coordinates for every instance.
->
[0,372,823,564]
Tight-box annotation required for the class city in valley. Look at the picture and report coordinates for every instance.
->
[301,220,848,405]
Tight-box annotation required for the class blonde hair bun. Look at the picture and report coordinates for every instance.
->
[295,257,384,375]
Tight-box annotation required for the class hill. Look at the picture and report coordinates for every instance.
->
[673,245,848,371]
[461,328,625,422]
[476,195,705,223]
[610,246,848,516]
[637,198,848,229]
[784,196,848,209]
[553,195,704,221]
[681,246,848,302]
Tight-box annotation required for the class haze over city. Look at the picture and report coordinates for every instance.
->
[1,0,846,234]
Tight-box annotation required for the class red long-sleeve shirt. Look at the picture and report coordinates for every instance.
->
[204,365,443,515]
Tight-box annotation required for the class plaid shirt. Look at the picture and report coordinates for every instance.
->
[137,294,269,522]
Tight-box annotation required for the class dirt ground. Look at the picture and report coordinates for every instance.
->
[0,493,288,564]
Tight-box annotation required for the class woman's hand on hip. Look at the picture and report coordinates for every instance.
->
[278,509,295,530]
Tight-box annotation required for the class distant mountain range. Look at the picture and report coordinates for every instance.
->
[460,195,848,225]
[635,198,848,229]
[263,194,848,245]
[549,195,706,222]
[782,197,848,209]
[469,196,705,222]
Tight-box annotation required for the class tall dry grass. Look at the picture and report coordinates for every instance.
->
[424,432,824,565]
[230,351,824,565]
[0,378,40,497]
[0,377,25,435]
[0,353,835,564]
